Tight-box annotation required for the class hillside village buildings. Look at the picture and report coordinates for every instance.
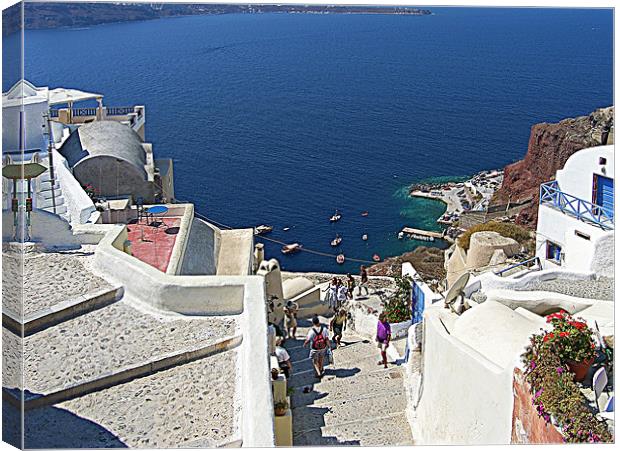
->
[2,79,615,447]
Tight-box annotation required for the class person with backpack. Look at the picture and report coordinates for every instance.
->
[303,315,331,378]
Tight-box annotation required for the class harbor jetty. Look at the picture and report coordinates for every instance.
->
[399,227,443,241]
[410,169,504,226]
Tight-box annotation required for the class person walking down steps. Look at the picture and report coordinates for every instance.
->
[303,315,331,378]
[323,277,338,309]
[357,265,369,297]
[336,282,348,313]
[376,312,392,369]
[284,300,299,339]
[330,308,347,348]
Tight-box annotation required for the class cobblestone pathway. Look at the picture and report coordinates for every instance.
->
[284,316,414,446]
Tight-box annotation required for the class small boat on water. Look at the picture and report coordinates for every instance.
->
[283,227,291,231]
[410,234,435,242]
[372,254,381,262]
[331,235,342,247]
[281,243,302,254]
[336,254,345,264]
[330,210,342,222]
[254,225,273,235]
[361,211,369,217]
[398,232,405,240]
[362,234,368,241]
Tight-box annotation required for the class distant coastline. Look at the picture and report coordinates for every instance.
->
[2,3,432,36]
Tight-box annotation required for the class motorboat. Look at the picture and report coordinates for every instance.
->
[283,227,290,231]
[362,234,368,241]
[330,210,342,222]
[361,211,369,217]
[281,243,302,254]
[372,254,381,262]
[331,235,342,247]
[336,254,345,264]
[254,225,273,235]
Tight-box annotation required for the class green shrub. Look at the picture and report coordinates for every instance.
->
[382,275,412,323]
[458,221,532,251]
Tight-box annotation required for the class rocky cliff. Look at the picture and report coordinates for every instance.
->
[368,246,446,282]
[492,106,614,228]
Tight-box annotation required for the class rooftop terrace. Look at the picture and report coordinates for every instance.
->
[126,216,182,273]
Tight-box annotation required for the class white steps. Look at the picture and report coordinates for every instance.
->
[284,321,414,446]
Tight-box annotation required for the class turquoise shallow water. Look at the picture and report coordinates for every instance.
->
[4,7,613,272]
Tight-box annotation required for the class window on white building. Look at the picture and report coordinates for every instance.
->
[545,241,562,264]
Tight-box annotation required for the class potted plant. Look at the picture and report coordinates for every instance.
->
[544,311,596,382]
[274,400,289,416]
[522,327,612,443]
[271,368,280,381]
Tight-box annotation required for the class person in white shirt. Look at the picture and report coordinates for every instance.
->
[336,283,348,312]
[275,337,292,379]
[267,322,276,356]
[323,277,338,308]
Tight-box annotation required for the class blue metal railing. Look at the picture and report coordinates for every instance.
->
[539,181,614,230]
[494,256,541,277]
[106,106,136,116]
[72,107,99,117]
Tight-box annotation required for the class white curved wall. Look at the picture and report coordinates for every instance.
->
[411,307,514,445]
[52,150,97,224]
[556,145,614,202]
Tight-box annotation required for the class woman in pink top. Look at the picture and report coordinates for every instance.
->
[376,312,391,369]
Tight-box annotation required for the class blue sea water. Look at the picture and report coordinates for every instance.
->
[4,8,613,273]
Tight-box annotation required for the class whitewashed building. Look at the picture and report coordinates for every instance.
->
[536,145,614,277]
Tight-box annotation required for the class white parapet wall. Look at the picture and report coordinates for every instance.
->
[410,306,516,445]
[483,289,596,315]
[165,203,194,275]
[464,267,597,298]
[52,149,98,224]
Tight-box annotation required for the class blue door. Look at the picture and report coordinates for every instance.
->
[595,175,614,219]
[411,281,425,324]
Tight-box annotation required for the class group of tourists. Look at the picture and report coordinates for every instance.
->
[323,265,370,311]
[272,265,392,381]
[302,309,392,378]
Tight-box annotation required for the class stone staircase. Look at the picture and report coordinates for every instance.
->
[36,165,70,221]
[11,158,72,222]
[284,316,414,446]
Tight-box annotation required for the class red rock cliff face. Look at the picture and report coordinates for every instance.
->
[492,107,614,228]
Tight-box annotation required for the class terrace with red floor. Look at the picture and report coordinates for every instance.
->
[126,216,182,272]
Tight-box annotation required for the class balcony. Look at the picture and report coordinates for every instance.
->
[50,105,145,135]
[539,181,614,230]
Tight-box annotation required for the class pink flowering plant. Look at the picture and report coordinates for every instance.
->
[521,311,611,443]
[543,311,596,363]
[82,183,98,199]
